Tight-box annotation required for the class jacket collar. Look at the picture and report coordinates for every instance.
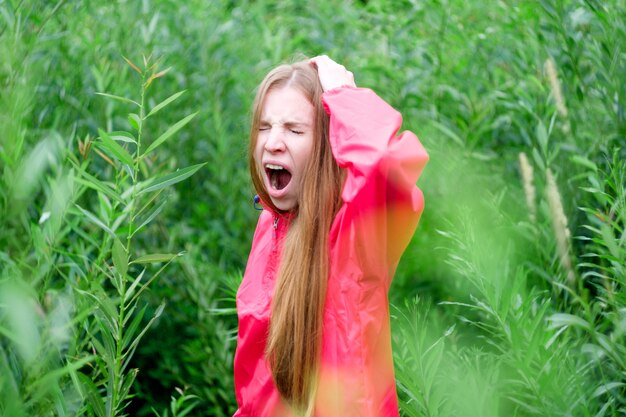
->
[254,195,296,223]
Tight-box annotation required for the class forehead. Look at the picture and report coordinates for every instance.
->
[261,86,314,123]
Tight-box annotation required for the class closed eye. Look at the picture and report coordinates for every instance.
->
[289,129,304,135]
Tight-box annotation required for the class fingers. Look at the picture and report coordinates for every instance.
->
[309,55,356,92]
[310,55,346,75]
[309,54,332,68]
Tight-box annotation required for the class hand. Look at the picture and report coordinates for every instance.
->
[310,55,356,92]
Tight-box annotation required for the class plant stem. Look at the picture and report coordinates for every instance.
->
[110,69,147,417]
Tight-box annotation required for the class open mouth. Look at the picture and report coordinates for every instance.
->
[265,163,292,191]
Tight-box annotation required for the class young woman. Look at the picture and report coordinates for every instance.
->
[233,55,428,417]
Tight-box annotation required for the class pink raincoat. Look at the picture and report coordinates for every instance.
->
[234,86,428,416]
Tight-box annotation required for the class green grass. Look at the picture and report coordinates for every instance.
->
[0,0,624,416]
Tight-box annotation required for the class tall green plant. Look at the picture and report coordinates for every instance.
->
[0,2,91,415]
[67,56,204,417]
[547,150,626,415]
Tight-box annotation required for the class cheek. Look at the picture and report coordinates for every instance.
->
[253,137,264,161]
[297,135,315,164]
[252,139,265,174]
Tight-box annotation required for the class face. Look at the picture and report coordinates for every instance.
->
[255,86,315,212]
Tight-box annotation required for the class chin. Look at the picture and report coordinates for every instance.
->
[271,198,297,213]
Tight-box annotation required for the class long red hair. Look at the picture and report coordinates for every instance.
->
[248,60,344,411]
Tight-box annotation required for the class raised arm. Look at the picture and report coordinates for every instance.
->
[311,55,427,203]
[311,55,429,272]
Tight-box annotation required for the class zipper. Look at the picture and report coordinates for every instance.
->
[266,216,281,289]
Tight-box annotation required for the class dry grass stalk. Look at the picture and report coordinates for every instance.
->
[518,152,536,222]
[544,57,571,133]
[545,169,576,285]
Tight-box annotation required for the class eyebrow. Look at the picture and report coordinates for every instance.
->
[259,118,311,127]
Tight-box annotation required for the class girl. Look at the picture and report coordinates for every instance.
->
[233,55,428,417]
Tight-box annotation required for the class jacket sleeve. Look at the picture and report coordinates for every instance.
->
[322,87,429,280]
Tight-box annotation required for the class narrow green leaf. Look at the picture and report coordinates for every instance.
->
[131,253,179,264]
[531,147,545,171]
[146,90,186,119]
[95,92,140,107]
[97,129,134,167]
[106,380,113,417]
[595,333,624,367]
[600,222,621,260]
[95,312,118,355]
[74,172,124,205]
[430,120,464,146]
[76,289,119,334]
[209,307,238,316]
[124,268,146,302]
[536,121,548,155]
[122,305,148,350]
[132,198,168,236]
[151,408,164,417]
[177,401,200,417]
[110,131,137,144]
[546,313,592,331]
[127,303,165,354]
[112,238,128,278]
[593,382,626,398]
[89,332,110,363]
[25,356,94,406]
[119,369,139,407]
[77,372,107,417]
[544,325,568,349]
[121,303,166,375]
[142,112,198,157]
[75,204,115,238]
[570,155,597,172]
[128,113,141,130]
[137,163,206,195]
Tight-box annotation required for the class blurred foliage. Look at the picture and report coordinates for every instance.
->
[0,0,624,416]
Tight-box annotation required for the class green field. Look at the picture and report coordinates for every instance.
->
[1,0,624,416]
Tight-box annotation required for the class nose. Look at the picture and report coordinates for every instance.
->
[264,126,285,153]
